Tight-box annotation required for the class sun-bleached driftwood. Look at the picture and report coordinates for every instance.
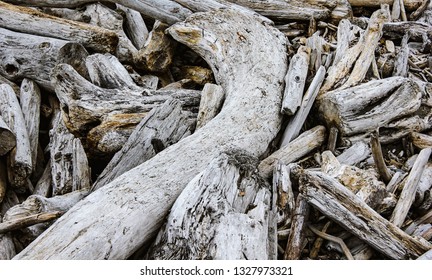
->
[347,0,423,10]
[148,152,274,260]
[196,84,224,129]
[14,9,288,260]
[284,194,309,260]
[0,117,16,156]
[390,148,432,227]
[19,79,40,172]
[281,46,310,116]
[393,33,410,77]
[0,84,32,190]
[32,162,51,197]
[0,233,15,260]
[0,211,63,234]
[371,130,393,183]
[332,19,355,69]
[52,63,201,135]
[411,132,432,149]
[298,169,431,259]
[0,28,75,90]
[259,126,326,179]
[318,77,422,137]
[280,66,326,146]
[117,4,148,50]
[92,98,194,191]
[49,112,91,196]
[336,141,370,166]
[383,21,432,42]
[0,1,118,54]
[3,0,193,25]
[134,21,176,72]
[405,209,432,236]
[273,163,295,228]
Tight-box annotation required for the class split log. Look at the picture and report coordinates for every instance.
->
[318,77,422,137]
[284,194,309,260]
[196,84,224,129]
[298,169,431,259]
[0,27,80,90]
[259,126,327,179]
[0,1,118,54]
[19,79,41,172]
[49,112,91,196]
[14,9,288,260]
[92,98,194,191]
[0,117,16,156]
[390,148,431,227]
[148,152,274,260]
[0,84,32,190]
[3,0,193,25]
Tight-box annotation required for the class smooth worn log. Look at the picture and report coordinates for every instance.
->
[390,148,431,227]
[92,98,194,191]
[196,84,224,129]
[14,9,288,260]
[336,141,370,166]
[259,126,327,179]
[0,28,78,90]
[0,233,15,260]
[0,1,118,54]
[0,117,16,156]
[318,77,422,137]
[117,4,148,49]
[0,84,32,190]
[3,0,193,25]
[148,152,274,260]
[299,169,431,259]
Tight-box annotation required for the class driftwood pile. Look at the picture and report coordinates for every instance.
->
[0,0,432,260]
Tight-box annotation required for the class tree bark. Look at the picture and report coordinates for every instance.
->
[14,9,288,260]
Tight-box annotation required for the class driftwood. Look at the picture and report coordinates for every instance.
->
[0,212,63,234]
[284,194,309,260]
[117,4,148,50]
[273,163,295,228]
[14,9,288,260]
[0,117,16,156]
[148,152,274,260]
[196,84,224,129]
[298,169,431,259]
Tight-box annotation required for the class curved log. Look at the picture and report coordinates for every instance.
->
[14,9,288,260]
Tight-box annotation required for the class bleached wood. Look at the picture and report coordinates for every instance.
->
[411,132,432,149]
[117,4,148,49]
[371,130,392,183]
[390,148,432,227]
[383,21,432,42]
[284,194,309,260]
[0,117,16,156]
[281,46,310,116]
[0,211,63,234]
[19,79,40,172]
[92,98,194,191]
[418,249,432,259]
[148,152,273,260]
[0,233,15,259]
[299,169,431,259]
[318,77,422,136]
[280,66,326,146]
[336,141,370,165]
[3,0,193,25]
[14,9,288,260]
[347,0,423,10]
[332,19,354,66]
[32,161,52,197]
[196,84,225,129]
[393,33,409,77]
[0,84,32,190]
[0,1,118,54]
[273,163,295,228]
[259,126,327,179]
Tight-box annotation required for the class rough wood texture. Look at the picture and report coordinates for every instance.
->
[273,163,295,228]
[196,84,224,129]
[0,117,16,156]
[148,152,273,260]
[92,98,194,191]
[117,4,148,49]
[0,84,32,190]
[299,169,431,259]
[284,194,309,260]
[411,132,432,149]
[0,211,63,234]
[336,141,370,165]
[14,9,288,260]
[347,0,423,10]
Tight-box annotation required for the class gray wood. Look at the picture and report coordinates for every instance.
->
[0,233,15,259]
[196,84,225,129]
[411,132,432,149]
[347,0,423,10]
[32,161,52,197]
[0,160,6,204]
[284,194,309,260]
[0,117,16,156]
[117,4,148,49]
[336,141,370,166]
[148,152,273,260]
[273,163,295,229]
[393,33,410,77]
[14,9,288,260]
[299,169,431,259]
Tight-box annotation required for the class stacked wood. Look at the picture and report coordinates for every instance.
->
[0,0,430,261]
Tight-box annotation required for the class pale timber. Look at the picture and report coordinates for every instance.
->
[148,152,274,260]
[196,84,225,129]
[347,0,423,10]
[0,1,118,54]
[336,141,370,166]
[0,211,63,234]
[117,4,148,49]
[0,84,32,190]
[411,132,432,149]
[299,170,431,259]
[14,9,288,260]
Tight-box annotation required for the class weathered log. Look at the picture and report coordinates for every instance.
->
[284,194,309,260]
[390,148,431,227]
[336,141,370,165]
[19,79,41,172]
[393,33,410,77]
[348,0,423,10]
[92,98,194,191]
[49,112,91,196]
[259,126,327,179]
[281,46,310,116]
[0,84,32,190]
[411,132,432,149]
[117,4,148,49]
[0,211,63,234]
[196,84,224,129]
[0,233,15,260]
[370,130,393,183]
[383,21,432,42]
[32,161,52,197]
[299,169,431,259]
[3,0,193,25]
[273,163,295,229]
[0,27,80,90]
[0,1,118,54]
[318,77,422,137]
[14,9,288,260]
[148,152,274,260]
[0,117,16,156]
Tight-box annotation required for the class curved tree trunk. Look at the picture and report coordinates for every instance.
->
[14,9,288,260]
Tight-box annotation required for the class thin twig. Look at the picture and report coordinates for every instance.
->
[371,130,392,183]
[308,224,354,260]
[309,221,332,259]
